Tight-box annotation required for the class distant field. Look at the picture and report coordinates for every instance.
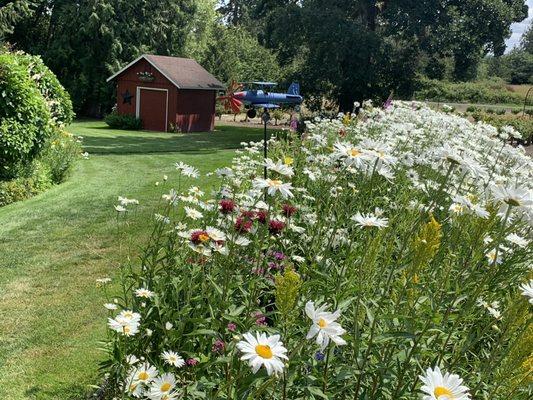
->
[506,84,532,98]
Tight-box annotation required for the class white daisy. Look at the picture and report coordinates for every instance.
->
[184,206,203,220]
[236,332,288,375]
[135,288,155,299]
[253,178,294,198]
[182,166,200,178]
[506,233,529,248]
[305,301,347,350]
[161,350,185,368]
[520,280,533,305]
[114,205,127,212]
[351,212,389,229]
[108,310,141,336]
[264,158,294,177]
[130,362,157,384]
[206,226,226,241]
[147,372,177,399]
[104,303,118,310]
[419,366,470,400]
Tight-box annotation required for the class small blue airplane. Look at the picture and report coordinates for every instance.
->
[218,80,303,119]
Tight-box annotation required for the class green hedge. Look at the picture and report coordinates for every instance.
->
[415,78,532,106]
[0,52,53,180]
[0,49,78,206]
[104,111,142,130]
[16,53,74,126]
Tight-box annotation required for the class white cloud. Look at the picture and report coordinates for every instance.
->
[506,0,532,52]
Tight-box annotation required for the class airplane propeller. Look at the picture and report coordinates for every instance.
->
[217,80,244,114]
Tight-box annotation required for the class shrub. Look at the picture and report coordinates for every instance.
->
[486,108,495,114]
[496,108,506,115]
[472,112,533,144]
[99,102,532,400]
[15,52,74,126]
[0,160,52,206]
[0,49,78,205]
[104,111,143,130]
[466,105,479,113]
[0,51,52,180]
[414,77,532,106]
[40,128,82,183]
[511,108,521,115]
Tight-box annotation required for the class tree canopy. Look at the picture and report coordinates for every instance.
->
[1,0,529,114]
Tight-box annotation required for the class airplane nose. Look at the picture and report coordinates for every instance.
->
[233,92,245,99]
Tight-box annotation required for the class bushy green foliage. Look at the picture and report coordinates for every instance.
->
[104,111,143,130]
[415,78,532,105]
[40,128,82,183]
[0,49,79,205]
[16,52,74,125]
[0,127,81,207]
[0,51,52,180]
[0,160,52,206]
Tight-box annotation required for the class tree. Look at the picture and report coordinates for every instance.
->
[0,0,33,37]
[6,0,198,115]
[520,21,533,54]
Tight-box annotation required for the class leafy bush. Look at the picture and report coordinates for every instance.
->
[0,51,52,180]
[104,111,143,130]
[511,108,521,115]
[40,128,81,183]
[99,102,532,399]
[466,105,479,113]
[0,160,52,206]
[15,52,74,126]
[0,49,78,205]
[415,77,532,106]
[495,108,506,115]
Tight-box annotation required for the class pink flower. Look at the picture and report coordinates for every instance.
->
[282,204,297,218]
[252,311,267,326]
[227,323,237,332]
[212,339,225,353]
[219,199,236,214]
[191,230,210,244]
[268,219,285,235]
[186,358,199,366]
[255,210,268,224]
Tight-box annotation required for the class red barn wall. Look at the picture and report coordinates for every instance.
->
[115,58,176,131]
[176,89,216,132]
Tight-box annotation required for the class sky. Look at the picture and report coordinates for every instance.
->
[506,0,533,52]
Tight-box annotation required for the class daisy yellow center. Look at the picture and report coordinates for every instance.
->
[348,148,360,157]
[268,179,282,188]
[506,198,521,207]
[198,233,210,243]
[434,386,454,399]
[255,344,273,359]
[160,382,172,392]
[123,326,131,334]
[318,318,328,328]
[284,156,294,165]
[138,371,149,381]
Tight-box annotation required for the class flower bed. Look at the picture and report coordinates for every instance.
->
[99,102,532,399]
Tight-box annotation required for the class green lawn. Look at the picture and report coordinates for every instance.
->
[0,121,267,399]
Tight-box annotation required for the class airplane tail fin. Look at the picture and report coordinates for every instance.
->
[287,82,300,95]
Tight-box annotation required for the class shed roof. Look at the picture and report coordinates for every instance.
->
[107,54,225,90]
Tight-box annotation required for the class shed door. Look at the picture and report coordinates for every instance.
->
[136,87,168,132]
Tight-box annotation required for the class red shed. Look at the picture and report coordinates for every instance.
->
[107,54,224,132]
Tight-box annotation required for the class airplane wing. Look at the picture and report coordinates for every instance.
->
[251,103,280,109]
[252,81,278,87]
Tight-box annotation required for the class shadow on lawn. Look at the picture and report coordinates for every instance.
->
[25,384,91,400]
[81,125,272,155]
